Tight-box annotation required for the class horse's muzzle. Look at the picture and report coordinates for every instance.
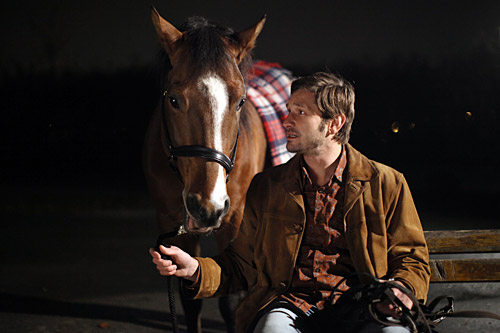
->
[185,193,230,232]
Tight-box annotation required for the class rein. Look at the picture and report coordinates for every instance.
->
[326,272,500,333]
[160,90,239,183]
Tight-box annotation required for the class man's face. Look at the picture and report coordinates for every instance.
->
[284,89,329,155]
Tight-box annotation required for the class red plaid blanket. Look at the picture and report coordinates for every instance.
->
[247,61,295,166]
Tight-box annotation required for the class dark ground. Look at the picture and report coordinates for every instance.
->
[0,186,226,333]
[1,186,499,332]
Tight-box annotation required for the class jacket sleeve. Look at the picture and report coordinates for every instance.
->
[385,173,431,301]
[192,177,260,299]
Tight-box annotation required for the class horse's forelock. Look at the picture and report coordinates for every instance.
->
[158,17,252,81]
[182,17,237,72]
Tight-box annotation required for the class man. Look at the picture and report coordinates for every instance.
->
[150,72,430,332]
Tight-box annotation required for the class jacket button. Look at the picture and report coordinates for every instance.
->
[294,225,303,232]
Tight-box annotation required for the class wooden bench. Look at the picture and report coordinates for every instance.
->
[424,229,500,282]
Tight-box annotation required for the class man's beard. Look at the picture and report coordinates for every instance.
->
[286,119,328,154]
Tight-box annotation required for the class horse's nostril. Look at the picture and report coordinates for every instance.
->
[223,197,230,216]
[186,193,202,220]
[209,197,229,223]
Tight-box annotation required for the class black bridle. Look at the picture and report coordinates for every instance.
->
[160,90,239,182]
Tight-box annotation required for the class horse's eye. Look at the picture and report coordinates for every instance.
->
[169,96,180,109]
[236,98,246,111]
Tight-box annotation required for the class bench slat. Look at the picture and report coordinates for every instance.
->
[429,258,500,282]
[424,229,500,254]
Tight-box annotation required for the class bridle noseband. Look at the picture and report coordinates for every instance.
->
[160,90,239,182]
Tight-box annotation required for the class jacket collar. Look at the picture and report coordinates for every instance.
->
[275,144,377,184]
[344,144,379,215]
[344,144,378,182]
[274,144,379,213]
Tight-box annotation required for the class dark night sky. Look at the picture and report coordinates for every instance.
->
[1,0,499,73]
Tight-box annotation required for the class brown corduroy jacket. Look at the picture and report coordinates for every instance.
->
[193,144,430,332]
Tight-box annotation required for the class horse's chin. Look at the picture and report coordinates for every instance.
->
[185,215,216,234]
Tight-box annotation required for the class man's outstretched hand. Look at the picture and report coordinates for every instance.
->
[149,245,199,282]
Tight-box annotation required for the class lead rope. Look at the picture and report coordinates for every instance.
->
[156,226,186,333]
[167,275,178,333]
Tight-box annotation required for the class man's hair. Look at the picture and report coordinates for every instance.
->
[291,72,355,144]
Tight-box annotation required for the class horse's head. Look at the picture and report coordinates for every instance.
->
[151,8,265,233]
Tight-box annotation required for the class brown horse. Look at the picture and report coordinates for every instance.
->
[144,8,268,333]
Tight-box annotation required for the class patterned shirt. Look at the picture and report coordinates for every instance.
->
[281,147,355,314]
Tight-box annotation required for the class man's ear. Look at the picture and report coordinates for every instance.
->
[328,114,346,136]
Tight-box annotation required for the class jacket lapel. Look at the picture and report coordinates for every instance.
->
[279,154,305,210]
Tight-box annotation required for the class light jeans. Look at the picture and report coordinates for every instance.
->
[253,306,410,333]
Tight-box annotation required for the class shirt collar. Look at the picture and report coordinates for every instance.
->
[301,145,347,186]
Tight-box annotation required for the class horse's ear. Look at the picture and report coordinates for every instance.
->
[235,15,266,64]
[151,6,182,57]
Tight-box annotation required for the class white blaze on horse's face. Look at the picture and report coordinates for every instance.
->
[198,73,229,212]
